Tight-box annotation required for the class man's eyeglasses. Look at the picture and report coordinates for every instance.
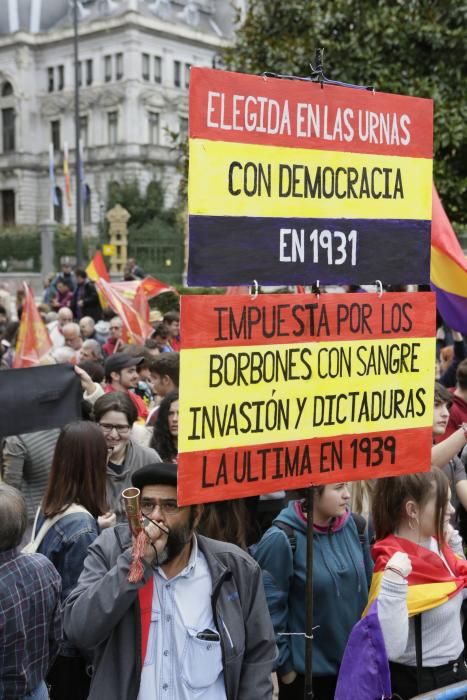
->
[109,326,121,331]
[140,499,185,516]
[99,423,130,435]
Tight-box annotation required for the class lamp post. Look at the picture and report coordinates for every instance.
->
[73,0,83,266]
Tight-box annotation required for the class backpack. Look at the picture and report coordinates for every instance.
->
[274,511,368,556]
[22,504,91,554]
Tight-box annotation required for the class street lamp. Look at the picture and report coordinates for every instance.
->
[73,0,83,266]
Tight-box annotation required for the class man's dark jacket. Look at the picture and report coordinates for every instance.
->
[71,280,101,321]
[63,525,277,699]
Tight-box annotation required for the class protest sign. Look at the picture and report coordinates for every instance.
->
[187,68,433,287]
[178,291,435,505]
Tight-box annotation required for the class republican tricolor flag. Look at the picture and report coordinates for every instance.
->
[335,534,467,700]
[430,186,467,334]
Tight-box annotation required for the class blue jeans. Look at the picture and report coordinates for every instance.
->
[26,680,49,699]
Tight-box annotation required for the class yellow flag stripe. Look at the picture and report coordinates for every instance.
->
[431,246,467,296]
[364,570,458,617]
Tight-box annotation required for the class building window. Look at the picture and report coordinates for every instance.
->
[57,65,64,91]
[86,59,93,85]
[108,111,118,145]
[179,116,188,139]
[116,53,123,81]
[184,63,191,88]
[104,55,112,82]
[2,108,15,152]
[1,82,13,97]
[83,185,91,224]
[142,53,150,81]
[47,67,54,92]
[174,60,181,87]
[54,187,63,223]
[154,56,162,84]
[148,112,160,145]
[80,115,89,148]
[1,190,15,225]
[50,120,60,152]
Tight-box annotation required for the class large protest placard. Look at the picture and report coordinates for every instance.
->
[187,68,433,287]
[178,291,435,505]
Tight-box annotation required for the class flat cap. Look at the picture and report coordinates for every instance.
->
[132,462,178,489]
[105,353,143,375]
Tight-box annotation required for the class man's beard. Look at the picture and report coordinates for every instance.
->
[157,509,196,565]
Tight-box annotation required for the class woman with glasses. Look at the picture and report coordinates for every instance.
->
[93,392,161,522]
[32,421,109,700]
[150,390,179,462]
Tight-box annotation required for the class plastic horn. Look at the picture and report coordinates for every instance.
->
[122,487,144,537]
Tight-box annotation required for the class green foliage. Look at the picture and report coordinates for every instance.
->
[0,225,92,272]
[54,226,91,268]
[106,179,184,282]
[224,0,467,228]
[0,226,40,269]
[106,179,176,228]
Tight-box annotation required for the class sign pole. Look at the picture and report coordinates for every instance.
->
[304,486,314,699]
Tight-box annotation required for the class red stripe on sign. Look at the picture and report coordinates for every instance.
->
[177,426,432,505]
[180,292,436,349]
[189,68,433,159]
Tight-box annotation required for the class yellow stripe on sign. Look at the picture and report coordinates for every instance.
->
[188,138,433,220]
[431,246,467,296]
[179,337,435,452]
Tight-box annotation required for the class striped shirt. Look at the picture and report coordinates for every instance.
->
[2,429,60,523]
[0,548,62,699]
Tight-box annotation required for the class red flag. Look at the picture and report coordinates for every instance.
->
[107,277,176,326]
[86,251,110,282]
[134,285,150,325]
[14,283,52,368]
[110,277,177,301]
[95,278,153,344]
[139,276,177,298]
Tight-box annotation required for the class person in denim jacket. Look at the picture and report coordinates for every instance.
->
[33,421,110,700]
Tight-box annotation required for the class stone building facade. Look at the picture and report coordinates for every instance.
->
[0,0,236,236]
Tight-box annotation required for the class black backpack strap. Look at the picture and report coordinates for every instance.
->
[274,520,297,555]
[351,512,367,547]
[414,614,423,693]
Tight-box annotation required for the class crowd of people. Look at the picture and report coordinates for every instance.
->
[1,267,467,700]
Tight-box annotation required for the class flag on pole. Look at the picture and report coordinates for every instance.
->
[95,278,153,344]
[63,141,72,208]
[48,143,59,219]
[86,250,110,282]
[14,283,52,368]
[430,186,467,333]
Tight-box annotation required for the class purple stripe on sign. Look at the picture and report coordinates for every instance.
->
[188,216,431,287]
[430,283,467,335]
